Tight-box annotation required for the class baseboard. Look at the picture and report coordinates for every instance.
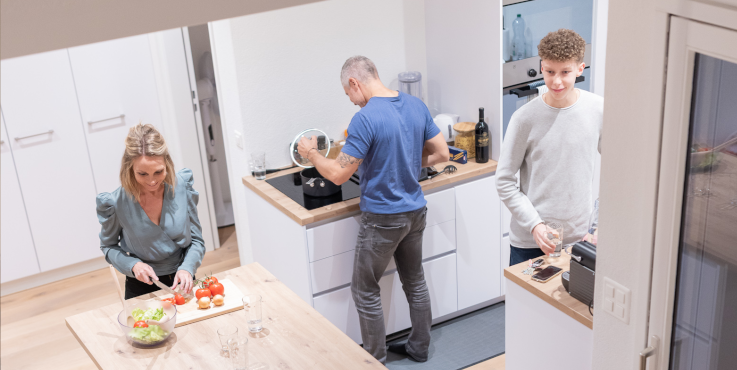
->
[0,256,109,297]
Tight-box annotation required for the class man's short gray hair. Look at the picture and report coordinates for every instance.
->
[340,56,378,87]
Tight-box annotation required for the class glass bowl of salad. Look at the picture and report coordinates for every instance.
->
[117,300,177,346]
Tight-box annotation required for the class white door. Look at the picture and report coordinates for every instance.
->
[68,34,163,194]
[645,18,737,369]
[0,50,101,271]
[0,113,40,282]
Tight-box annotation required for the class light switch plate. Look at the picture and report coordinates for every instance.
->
[234,130,244,150]
[602,277,631,324]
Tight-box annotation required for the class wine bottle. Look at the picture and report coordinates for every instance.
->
[475,107,490,163]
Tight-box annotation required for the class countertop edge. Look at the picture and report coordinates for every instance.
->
[504,268,594,330]
[242,160,497,226]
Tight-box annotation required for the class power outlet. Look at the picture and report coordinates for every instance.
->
[602,277,631,324]
[234,130,244,150]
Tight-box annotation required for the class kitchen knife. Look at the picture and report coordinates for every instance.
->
[153,279,193,300]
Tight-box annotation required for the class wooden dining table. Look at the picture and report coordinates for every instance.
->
[66,262,387,370]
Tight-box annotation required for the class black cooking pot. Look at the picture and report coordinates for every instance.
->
[300,167,341,197]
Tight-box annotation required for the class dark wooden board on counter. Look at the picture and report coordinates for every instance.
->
[242,158,498,226]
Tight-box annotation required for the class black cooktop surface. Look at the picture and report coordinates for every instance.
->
[266,171,362,210]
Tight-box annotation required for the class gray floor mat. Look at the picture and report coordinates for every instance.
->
[385,302,505,370]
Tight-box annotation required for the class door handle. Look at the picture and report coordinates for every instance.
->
[639,335,659,370]
[88,114,125,125]
[14,129,54,141]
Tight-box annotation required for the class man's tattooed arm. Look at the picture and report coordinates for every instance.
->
[336,152,364,169]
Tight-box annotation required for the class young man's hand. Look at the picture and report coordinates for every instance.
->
[532,223,556,255]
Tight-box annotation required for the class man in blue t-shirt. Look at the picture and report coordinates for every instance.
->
[298,56,449,364]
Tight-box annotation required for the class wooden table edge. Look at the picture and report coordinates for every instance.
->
[503,269,594,329]
[66,318,103,370]
[242,160,497,226]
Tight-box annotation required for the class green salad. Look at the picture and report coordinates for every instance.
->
[131,307,165,321]
[128,325,168,344]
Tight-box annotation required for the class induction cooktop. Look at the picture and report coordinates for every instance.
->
[266,171,362,211]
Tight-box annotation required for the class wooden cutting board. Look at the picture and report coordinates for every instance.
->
[151,279,244,327]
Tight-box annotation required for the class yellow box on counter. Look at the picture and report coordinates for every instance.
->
[448,146,468,164]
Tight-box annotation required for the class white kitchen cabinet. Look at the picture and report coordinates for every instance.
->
[313,253,458,344]
[68,35,163,194]
[0,116,40,282]
[307,215,361,262]
[455,175,502,310]
[0,50,101,272]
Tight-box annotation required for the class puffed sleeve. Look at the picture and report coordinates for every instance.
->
[177,169,206,278]
[97,192,140,277]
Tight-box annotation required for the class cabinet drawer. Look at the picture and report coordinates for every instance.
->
[313,253,458,344]
[309,221,457,294]
[425,188,455,227]
[306,215,361,262]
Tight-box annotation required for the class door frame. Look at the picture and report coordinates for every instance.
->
[646,17,737,369]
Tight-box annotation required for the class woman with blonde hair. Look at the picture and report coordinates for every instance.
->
[97,123,205,299]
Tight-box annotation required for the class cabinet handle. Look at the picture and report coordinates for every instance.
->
[88,114,125,125]
[14,129,54,141]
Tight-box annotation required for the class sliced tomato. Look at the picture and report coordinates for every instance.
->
[174,294,185,305]
[133,320,149,328]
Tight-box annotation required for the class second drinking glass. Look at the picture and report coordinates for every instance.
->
[243,294,263,333]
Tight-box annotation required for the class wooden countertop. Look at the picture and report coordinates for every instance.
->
[504,254,594,329]
[65,263,387,370]
[242,159,498,226]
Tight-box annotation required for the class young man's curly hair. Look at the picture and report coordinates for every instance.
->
[537,29,586,63]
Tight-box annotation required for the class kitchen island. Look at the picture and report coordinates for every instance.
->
[504,254,594,370]
[65,262,386,370]
[242,159,507,344]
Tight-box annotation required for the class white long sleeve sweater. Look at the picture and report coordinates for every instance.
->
[496,89,603,248]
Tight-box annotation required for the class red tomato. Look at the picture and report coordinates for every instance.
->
[174,294,185,305]
[208,282,225,296]
[133,320,149,328]
[195,288,212,300]
[206,276,219,285]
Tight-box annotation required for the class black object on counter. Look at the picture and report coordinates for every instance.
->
[300,167,341,197]
[266,171,361,211]
[567,240,597,307]
[475,107,490,163]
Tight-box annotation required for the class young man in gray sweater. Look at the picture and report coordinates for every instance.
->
[496,29,603,266]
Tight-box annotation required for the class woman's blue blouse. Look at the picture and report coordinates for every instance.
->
[96,168,205,278]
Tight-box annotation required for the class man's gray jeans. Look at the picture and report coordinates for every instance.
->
[351,206,432,364]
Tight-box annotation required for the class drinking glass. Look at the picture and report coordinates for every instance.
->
[251,152,266,180]
[217,325,239,358]
[545,221,563,257]
[228,337,249,370]
[243,294,263,333]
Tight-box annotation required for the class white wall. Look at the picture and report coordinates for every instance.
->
[229,0,428,168]
[425,0,502,161]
